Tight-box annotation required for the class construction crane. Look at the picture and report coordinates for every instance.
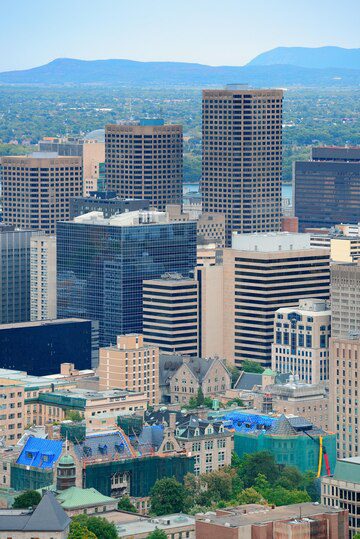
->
[303,430,331,477]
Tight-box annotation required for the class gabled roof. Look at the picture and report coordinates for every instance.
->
[57,486,115,509]
[16,437,63,469]
[159,354,226,386]
[0,492,70,532]
[234,372,262,391]
[175,414,225,439]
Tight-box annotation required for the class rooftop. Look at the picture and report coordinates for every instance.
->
[333,456,360,483]
[16,437,63,470]
[196,503,344,528]
[72,209,180,227]
[56,486,115,509]
[0,317,92,331]
[232,232,313,252]
[0,492,70,532]
[73,430,135,461]
[117,514,195,536]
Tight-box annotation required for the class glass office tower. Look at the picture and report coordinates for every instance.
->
[57,211,197,346]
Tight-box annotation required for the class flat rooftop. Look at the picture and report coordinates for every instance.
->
[232,232,313,252]
[196,503,343,527]
[0,318,92,331]
[117,514,195,535]
[0,368,73,390]
[42,387,147,401]
[71,210,187,227]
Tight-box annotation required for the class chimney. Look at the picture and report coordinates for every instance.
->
[169,413,177,431]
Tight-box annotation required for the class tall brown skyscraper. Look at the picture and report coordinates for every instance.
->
[105,119,182,211]
[202,86,283,245]
[1,153,82,234]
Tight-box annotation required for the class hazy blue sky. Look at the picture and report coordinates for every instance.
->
[3,0,359,71]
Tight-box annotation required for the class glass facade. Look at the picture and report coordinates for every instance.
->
[0,319,98,375]
[0,227,39,324]
[57,220,197,346]
[295,160,360,231]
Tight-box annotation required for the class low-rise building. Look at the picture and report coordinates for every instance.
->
[27,387,149,427]
[159,355,231,405]
[272,299,331,384]
[116,513,195,539]
[98,334,160,405]
[254,377,330,431]
[144,410,233,475]
[0,491,70,539]
[218,409,336,476]
[196,503,348,539]
[56,486,118,517]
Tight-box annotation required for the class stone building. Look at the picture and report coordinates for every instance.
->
[144,411,233,475]
[159,355,231,404]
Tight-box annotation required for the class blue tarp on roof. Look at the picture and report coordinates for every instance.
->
[16,437,63,469]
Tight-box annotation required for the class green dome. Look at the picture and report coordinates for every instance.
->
[59,454,75,466]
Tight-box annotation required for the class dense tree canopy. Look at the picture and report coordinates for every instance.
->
[13,490,41,509]
[150,477,187,515]
[71,515,117,539]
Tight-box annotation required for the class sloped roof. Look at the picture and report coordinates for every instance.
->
[159,354,225,386]
[0,492,70,532]
[135,425,164,451]
[56,486,115,509]
[234,372,262,391]
[268,415,298,436]
[16,437,63,469]
[175,414,226,439]
[73,430,133,461]
[24,492,70,531]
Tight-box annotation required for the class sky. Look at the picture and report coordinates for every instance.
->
[2,0,359,72]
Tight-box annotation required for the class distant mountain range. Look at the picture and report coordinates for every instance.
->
[0,46,359,86]
[248,46,360,70]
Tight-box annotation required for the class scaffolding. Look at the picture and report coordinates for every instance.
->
[83,454,195,497]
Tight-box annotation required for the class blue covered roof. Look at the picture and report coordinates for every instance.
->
[16,437,63,469]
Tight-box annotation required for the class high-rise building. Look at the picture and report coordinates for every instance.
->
[143,273,199,355]
[38,136,105,196]
[0,318,99,376]
[329,334,360,459]
[295,146,360,231]
[1,153,82,234]
[98,334,159,405]
[329,262,360,458]
[106,119,182,211]
[57,210,197,346]
[223,233,331,367]
[271,298,331,384]
[202,86,283,246]
[195,263,224,358]
[330,262,360,338]
[0,225,40,324]
[30,235,57,321]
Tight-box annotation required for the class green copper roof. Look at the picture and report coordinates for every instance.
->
[58,454,75,466]
[263,368,276,376]
[333,457,360,483]
[56,487,115,509]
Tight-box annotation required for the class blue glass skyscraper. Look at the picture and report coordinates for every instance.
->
[57,211,197,346]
